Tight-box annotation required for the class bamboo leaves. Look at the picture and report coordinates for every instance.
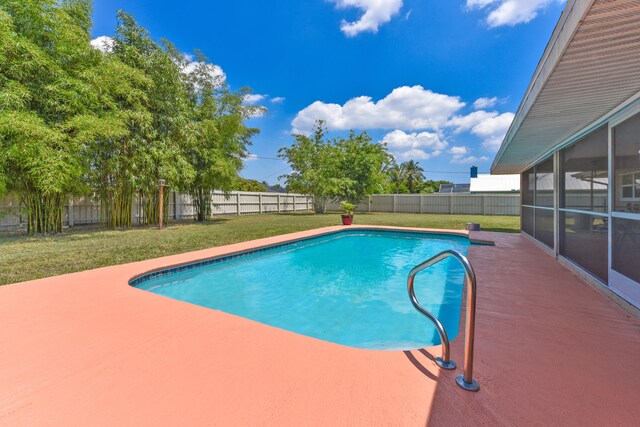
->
[0,1,261,232]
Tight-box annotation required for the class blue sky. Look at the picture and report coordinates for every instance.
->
[91,0,566,184]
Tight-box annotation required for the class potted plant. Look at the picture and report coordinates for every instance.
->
[340,201,355,225]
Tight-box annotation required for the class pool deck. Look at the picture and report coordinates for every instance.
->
[1,225,639,426]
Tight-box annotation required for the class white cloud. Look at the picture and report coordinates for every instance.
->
[473,96,499,109]
[449,146,469,156]
[448,111,514,151]
[328,0,404,37]
[90,36,114,53]
[448,110,498,133]
[245,153,259,162]
[292,86,513,159]
[292,85,465,133]
[382,130,447,160]
[466,0,495,8]
[471,112,514,151]
[448,146,489,164]
[244,94,267,104]
[466,0,564,28]
[90,37,228,89]
[181,55,226,85]
[271,97,286,104]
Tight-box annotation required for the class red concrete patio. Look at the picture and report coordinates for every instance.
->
[0,226,638,426]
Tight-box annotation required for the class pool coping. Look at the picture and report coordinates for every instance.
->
[128,225,491,288]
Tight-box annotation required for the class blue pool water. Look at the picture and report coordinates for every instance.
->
[134,230,472,350]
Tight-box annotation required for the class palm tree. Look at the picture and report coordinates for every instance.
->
[386,162,407,194]
[403,160,425,193]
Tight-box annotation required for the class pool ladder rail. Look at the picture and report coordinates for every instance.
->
[407,250,480,392]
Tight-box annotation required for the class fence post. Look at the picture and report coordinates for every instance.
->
[259,193,263,214]
[293,195,297,212]
[482,195,487,215]
[68,198,75,227]
[277,194,281,212]
[236,192,241,215]
[393,194,397,213]
[449,195,453,214]
[368,195,371,212]
[419,195,423,214]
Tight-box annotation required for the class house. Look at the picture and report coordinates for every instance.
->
[439,166,520,194]
[437,183,470,193]
[469,166,520,194]
[492,0,640,308]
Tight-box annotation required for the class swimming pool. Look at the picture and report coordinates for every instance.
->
[133,229,473,350]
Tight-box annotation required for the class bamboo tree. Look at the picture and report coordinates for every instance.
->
[0,1,94,233]
[183,51,262,221]
[0,2,262,231]
[112,12,194,226]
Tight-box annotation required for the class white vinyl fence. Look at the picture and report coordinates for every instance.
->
[176,192,312,218]
[326,193,520,216]
[0,191,313,232]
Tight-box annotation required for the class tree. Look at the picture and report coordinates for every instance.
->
[111,12,194,226]
[0,0,97,233]
[279,121,390,212]
[404,160,425,193]
[386,161,407,194]
[183,51,263,221]
[0,2,263,231]
[233,178,266,192]
[333,130,391,202]
[421,180,453,193]
[278,122,339,213]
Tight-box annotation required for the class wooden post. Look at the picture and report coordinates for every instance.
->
[236,192,241,215]
[393,194,397,213]
[158,179,165,228]
[420,195,424,214]
[277,194,281,212]
[293,195,297,212]
[259,194,263,214]
[368,195,372,212]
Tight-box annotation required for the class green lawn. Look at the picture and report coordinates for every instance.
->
[0,213,519,285]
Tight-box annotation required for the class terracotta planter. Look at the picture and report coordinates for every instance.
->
[341,215,353,225]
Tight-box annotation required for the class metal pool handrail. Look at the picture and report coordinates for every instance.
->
[407,249,480,392]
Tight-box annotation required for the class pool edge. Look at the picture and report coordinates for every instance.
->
[127,225,492,287]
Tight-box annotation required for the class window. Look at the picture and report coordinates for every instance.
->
[535,157,554,208]
[560,126,608,213]
[612,218,640,284]
[522,167,535,205]
[522,206,534,236]
[534,208,554,248]
[613,112,640,213]
[619,172,640,201]
[559,212,608,282]
[520,157,554,249]
[611,111,640,289]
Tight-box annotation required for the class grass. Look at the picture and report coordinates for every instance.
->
[0,212,519,285]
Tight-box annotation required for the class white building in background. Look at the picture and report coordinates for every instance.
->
[470,174,520,194]
[439,166,520,194]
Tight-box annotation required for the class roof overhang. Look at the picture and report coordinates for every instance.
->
[492,0,640,174]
